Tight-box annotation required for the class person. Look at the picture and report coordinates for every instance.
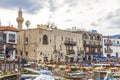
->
[35,61,38,69]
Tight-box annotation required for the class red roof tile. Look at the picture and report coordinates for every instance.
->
[0,26,18,32]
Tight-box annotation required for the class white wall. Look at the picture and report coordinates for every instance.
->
[103,37,120,57]
[6,31,17,44]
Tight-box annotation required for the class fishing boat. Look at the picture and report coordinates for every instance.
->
[34,74,55,80]
[65,71,87,79]
[94,67,120,80]
[112,71,120,80]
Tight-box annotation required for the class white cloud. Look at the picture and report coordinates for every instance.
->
[0,0,120,35]
[0,8,17,27]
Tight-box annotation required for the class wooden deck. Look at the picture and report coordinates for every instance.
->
[0,73,19,79]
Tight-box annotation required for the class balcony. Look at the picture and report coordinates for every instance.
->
[84,43,102,48]
[96,45,102,48]
[67,50,75,55]
[112,43,120,46]
[64,41,76,46]
[104,41,113,46]
[105,49,113,53]
[83,42,90,47]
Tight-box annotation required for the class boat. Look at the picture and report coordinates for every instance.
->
[93,63,111,67]
[112,71,120,80]
[93,67,120,80]
[67,71,86,76]
[21,74,55,80]
[39,69,53,75]
[21,74,39,80]
[64,71,87,79]
[34,74,55,80]
[21,68,54,80]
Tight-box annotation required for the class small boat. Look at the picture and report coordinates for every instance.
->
[94,67,120,80]
[111,71,120,80]
[65,72,87,79]
[39,69,53,75]
[67,72,86,76]
[21,74,39,80]
[34,74,55,80]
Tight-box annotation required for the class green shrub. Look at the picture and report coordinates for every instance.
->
[2,70,7,75]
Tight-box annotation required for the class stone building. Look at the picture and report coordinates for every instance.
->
[16,26,83,63]
[73,30,103,61]
[15,7,84,63]
[83,31,102,61]
[15,7,102,63]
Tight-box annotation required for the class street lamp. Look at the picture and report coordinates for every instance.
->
[18,57,21,80]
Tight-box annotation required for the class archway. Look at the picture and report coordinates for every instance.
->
[42,35,48,45]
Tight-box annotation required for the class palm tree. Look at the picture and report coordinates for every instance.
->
[25,20,31,29]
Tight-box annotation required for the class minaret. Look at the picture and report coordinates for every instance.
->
[16,7,24,30]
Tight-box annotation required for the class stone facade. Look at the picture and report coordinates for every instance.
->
[73,30,103,61]
[16,8,24,30]
[16,27,83,63]
[83,31,102,60]
[15,7,103,63]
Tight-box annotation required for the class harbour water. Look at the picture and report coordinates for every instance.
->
[0,59,120,80]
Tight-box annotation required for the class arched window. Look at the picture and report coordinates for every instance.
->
[97,35,101,41]
[88,34,91,39]
[43,35,48,45]
[19,49,23,56]
[83,33,88,39]
[93,35,96,40]
[90,34,93,40]
[25,52,28,56]
[88,55,91,60]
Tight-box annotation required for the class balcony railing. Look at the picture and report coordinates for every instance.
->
[67,50,75,55]
[104,42,113,46]
[97,45,102,48]
[84,43,102,48]
[105,49,113,53]
[64,41,76,46]
[112,44,120,46]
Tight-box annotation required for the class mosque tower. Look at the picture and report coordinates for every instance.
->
[16,7,24,30]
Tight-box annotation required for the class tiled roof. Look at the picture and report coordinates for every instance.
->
[0,26,18,32]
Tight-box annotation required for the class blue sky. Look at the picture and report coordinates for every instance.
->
[0,0,120,35]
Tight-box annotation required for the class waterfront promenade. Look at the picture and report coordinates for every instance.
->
[0,73,19,79]
[0,58,120,80]
[0,60,22,80]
